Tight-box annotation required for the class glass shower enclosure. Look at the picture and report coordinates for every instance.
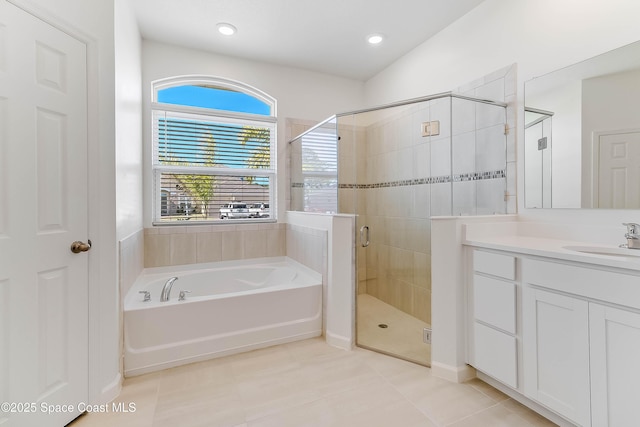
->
[289,92,507,366]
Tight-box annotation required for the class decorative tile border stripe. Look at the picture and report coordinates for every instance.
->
[291,169,505,189]
[291,182,338,189]
[453,170,506,182]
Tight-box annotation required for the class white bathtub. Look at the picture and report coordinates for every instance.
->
[124,257,322,376]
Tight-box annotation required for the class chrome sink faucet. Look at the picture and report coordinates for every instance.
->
[160,277,179,302]
[623,223,640,249]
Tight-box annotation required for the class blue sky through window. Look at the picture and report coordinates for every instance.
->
[157,85,271,115]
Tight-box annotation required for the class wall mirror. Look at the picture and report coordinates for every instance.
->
[524,40,640,209]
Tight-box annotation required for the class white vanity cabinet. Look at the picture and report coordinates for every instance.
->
[467,250,518,388]
[522,258,640,427]
[466,244,640,427]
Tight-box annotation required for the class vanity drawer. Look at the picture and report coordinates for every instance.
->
[473,250,516,280]
[474,274,516,334]
[474,322,518,388]
[522,259,640,311]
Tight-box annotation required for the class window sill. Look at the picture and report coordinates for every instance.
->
[151,218,278,227]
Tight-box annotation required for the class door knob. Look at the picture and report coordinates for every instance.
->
[70,240,92,254]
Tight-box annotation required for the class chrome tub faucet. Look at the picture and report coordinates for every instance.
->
[160,277,179,302]
[623,223,640,249]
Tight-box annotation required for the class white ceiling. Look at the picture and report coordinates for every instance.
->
[131,0,485,81]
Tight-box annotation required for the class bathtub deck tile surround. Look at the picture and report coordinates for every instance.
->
[71,338,557,427]
[144,223,287,268]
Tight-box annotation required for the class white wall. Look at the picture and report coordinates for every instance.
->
[115,0,143,240]
[365,0,640,224]
[366,0,640,106]
[430,215,517,382]
[141,41,366,227]
[14,0,120,405]
[286,212,355,350]
[582,70,640,136]
[581,69,640,207]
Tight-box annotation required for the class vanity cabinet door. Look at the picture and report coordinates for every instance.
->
[590,304,640,427]
[522,286,591,427]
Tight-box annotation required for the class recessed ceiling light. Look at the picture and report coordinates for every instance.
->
[217,23,237,36]
[367,34,384,45]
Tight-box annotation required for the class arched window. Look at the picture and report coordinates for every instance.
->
[151,76,276,223]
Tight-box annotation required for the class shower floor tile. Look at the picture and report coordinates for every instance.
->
[357,294,431,366]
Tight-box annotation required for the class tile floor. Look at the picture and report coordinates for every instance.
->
[70,338,557,427]
[357,294,431,366]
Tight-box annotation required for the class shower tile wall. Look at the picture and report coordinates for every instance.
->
[455,63,518,214]
[451,97,507,215]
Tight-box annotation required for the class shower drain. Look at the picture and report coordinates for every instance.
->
[378,323,388,328]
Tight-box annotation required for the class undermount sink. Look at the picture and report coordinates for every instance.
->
[563,245,640,259]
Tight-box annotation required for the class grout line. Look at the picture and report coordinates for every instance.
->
[441,400,505,427]
[359,350,443,426]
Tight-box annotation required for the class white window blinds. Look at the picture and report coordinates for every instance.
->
[152,109,275,223]
[300,128,338,214]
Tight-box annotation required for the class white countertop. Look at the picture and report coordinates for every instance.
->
[463,230,640,273]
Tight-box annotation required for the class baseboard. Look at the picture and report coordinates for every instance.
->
[97,372,122,404]
[431,361,477,383]
[325,331,353,351]
[476,372,577,427]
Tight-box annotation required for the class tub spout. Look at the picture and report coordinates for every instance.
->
[161,277,179,302]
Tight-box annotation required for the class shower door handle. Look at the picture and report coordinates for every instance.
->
[360,225,370,247]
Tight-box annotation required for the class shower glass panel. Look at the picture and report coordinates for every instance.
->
[338,99,441,366]
[289,116,339,213]
[451,97,508,216]
[289,93,507,367]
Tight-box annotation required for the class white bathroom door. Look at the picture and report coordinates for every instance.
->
[597,131,640,208]
[0,1,89,426]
